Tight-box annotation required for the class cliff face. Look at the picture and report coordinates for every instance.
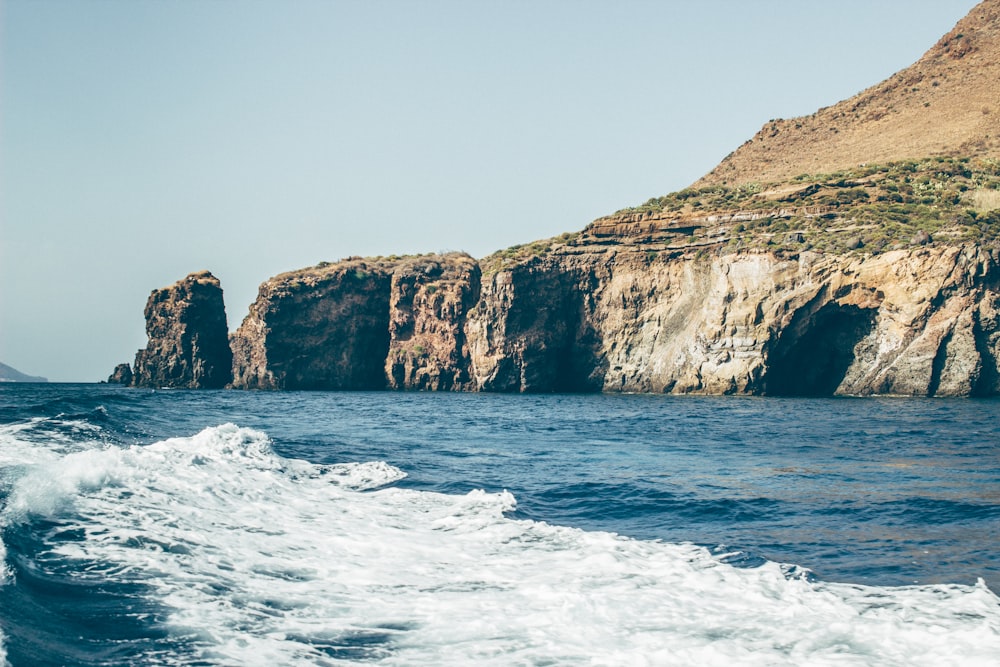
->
[230,253,481,390]
[131,271,232,389]
[124,3,1000,397]
[230,258,396,390]
[230,243,1000,397]
[467,244,999,397]
[386,254,481,390]
[466,256,606,392]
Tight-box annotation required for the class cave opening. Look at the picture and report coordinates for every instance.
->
[764,303,876,396]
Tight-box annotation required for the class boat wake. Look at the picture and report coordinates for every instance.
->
[0,420,998,665]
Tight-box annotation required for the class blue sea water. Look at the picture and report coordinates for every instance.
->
[0,383,998,665]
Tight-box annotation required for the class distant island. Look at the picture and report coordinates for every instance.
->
[111,0,1000,397]
[0,362,48,383]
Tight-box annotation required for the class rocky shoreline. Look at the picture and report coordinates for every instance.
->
[111,1,1000,396]
[112,240,1000,397]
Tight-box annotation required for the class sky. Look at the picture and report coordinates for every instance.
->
[0,0,982,382]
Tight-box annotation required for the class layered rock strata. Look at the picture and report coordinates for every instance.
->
[467,243,1000,396]
[130,270,232,388]
[225,243,1000,397]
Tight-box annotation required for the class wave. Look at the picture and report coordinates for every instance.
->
[1,423,998,665]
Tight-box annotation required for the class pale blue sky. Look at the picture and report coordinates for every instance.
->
[0,0,980,381]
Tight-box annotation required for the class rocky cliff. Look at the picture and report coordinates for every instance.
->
[466,242,1000,397]
[129,270,233,389]
[118,2,1000,397]
[466,252,606,392]
[221,231,999,397]
[385,254,481,390]
[230,253,480,390]
[230,257,395,390]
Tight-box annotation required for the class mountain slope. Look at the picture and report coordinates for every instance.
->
[696,0,1000,188]
[0,362,48,383]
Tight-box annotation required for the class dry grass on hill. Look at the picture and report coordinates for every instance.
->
[696,0,1000,188]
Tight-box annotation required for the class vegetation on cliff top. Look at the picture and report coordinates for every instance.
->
[607,157,1000,255]
[481,231,582,274]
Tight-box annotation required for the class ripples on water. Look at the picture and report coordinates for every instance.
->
[0,384,998,665]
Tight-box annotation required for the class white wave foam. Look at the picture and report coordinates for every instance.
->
[0,534,8,666]
[0,416,107,468]
[2,424,998,666]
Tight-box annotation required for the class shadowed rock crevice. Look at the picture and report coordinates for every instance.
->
[511,283,605,393]
[927,328,955,397]
[764,302,877,396]
[973,306,1000,395]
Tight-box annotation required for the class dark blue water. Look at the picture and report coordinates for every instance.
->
[0,383,998,665]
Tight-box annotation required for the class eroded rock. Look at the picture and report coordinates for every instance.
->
[386,253,481,390]
[466,244,1000,397]
[107,363,133,385]
[230,254,484,390]
[131,271,232,388]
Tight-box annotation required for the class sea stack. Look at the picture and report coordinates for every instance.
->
[107,363,133,385]
[131,270,233,388]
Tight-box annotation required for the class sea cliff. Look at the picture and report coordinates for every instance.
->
[472,243,999,396]
[112,2,1000,395]
[227,253,481,391]
[216,237,999,396]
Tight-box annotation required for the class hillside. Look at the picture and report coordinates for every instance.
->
[587,156,1000,258]
[695,0,1000,188]
[0,362,48,383]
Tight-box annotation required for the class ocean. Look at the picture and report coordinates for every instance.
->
[0,384,997,666]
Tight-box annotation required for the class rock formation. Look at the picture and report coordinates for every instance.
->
[107,363,133,385]
[466,255,605,392]
[223,238,1000,397]
[230,254,481,390]
[230,258,396,390]
[465,243,1000,397]
[385,254,481,390]
[119,1,1000,397]
[131,271,233,389]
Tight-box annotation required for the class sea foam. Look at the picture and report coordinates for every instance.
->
[2,423,998,666]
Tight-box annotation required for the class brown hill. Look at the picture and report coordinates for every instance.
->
[696,0,1000,188]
